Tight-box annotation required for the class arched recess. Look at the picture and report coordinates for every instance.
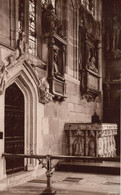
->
[5,64,38,172]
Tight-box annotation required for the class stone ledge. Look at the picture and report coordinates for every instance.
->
[64,123,118,131]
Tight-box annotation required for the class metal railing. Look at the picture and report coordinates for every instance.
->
[2,153,120,195]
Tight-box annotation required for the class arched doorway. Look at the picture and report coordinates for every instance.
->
[5,83,24,174]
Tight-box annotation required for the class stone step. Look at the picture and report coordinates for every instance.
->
[56,161,120,175]
[0,168,45,191]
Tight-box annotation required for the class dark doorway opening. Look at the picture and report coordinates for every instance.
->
[5,83,24,174]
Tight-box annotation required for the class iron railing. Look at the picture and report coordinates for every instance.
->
[2,153,120,195]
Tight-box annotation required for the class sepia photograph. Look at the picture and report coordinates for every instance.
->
[0,0,120,194]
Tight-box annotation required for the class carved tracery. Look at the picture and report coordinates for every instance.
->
[65,123,117,157]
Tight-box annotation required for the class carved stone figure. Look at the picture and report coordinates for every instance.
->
[38,77,53,104]
[89,140,95,156]
[88,56,98,73]
[53,48,59,74]
[72,136,84,155]
[39,77,50,93]
[112,16,121,50]
[53,48,64,80]
[0,60,9,94]
[18,32,26,57]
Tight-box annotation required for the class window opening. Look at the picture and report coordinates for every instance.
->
[29,0,37,55]
[18,0,24,33]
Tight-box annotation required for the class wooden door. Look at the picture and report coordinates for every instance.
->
[5,83,24,174]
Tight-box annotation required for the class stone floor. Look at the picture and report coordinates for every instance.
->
[0,171,120,195]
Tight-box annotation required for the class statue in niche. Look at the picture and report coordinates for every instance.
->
[88,56,98,73]
[17,31,26,57]
[89,140,95,156]
[72,136,84,156]
[53,48,64,81]
[87,46,98,73]
[112,16,121,51]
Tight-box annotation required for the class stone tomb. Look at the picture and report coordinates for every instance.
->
[64,123,117,157]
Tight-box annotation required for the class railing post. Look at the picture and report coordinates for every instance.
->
[41,155,56,195]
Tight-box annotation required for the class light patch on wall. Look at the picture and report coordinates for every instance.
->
[42,118,49,135]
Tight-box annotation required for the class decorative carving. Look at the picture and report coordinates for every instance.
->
[42,1,66,39]
[79,5,100,39]
[80,68,100,102]
[72,136,84,156]
[112,16,121,51]
[39,77,49,93]
[6,31,29,68]
[89,130,95,137]
[48,36,66,100]
[111,49,121,59]
[4,31,52,105]
[38,77,54,104]
[108,16,121,59]
[88,0,95,14]
[0,60,9,94]
[89,140,95,156]
[87,56,98,73]
[65,123,117,157]
[85,37,99,71]
[17,32,26,57]
[104,0,121,60]
[82,93,94,102]
[42,1,67,101]
[53,46,64,81]
[42,3,60,35]
[79,15,100,101]
[71,130,84,137]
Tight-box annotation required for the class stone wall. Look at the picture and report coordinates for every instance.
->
[41,74,102,155]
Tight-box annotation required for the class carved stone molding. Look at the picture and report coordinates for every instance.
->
[0,31,53,104]
[82,93,97,102]
[0,32,28,95]
[71,130,85,137]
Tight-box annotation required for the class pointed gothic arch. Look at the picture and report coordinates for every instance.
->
[4,63,38,172]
